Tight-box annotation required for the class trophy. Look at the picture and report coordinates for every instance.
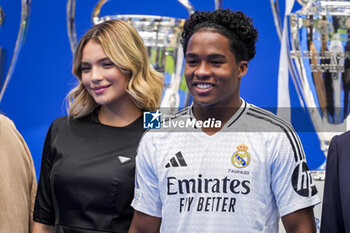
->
[67,0,197,115]
[272,1,350,230]
[289,1,350,161]
[0,0,31,103]
[272,0,350,165]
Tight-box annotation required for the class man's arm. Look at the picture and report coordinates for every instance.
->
[128,210,161,233]
[282,207,316,233]
[320,135,345,233]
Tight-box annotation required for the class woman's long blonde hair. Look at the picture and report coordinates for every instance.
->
[66,20,164,118]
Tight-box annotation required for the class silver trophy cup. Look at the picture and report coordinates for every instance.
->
[272,0,350,164]
[288,0,350,160]
[271,2,349,229]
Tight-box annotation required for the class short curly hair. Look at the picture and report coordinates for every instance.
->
[181,9,258,62]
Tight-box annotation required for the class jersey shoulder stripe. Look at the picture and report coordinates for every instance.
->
[247,106,305,162]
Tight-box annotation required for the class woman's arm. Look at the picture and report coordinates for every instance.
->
[32,222,54,233]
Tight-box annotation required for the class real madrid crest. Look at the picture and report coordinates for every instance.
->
[232,144,251,168]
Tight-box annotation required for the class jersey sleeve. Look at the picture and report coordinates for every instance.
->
[270,130,320,217]
[33,122,56,225]
[131,133,162,218]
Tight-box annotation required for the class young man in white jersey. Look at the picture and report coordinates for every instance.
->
[129,9,319,233]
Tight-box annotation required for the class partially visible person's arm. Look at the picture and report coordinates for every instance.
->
[32,222,54,233]
[128,210,161,233]
[320,135,345,233]
[282,207,316,233]
[0,115,37,233]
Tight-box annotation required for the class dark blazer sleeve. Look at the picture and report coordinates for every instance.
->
[320,135,345,233]
[33,122,56,225]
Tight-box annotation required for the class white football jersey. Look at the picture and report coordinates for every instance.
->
[132,100,320,233]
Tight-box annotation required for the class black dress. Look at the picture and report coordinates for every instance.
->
[34,112,145,233]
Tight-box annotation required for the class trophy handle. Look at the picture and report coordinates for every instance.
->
[67,0,106,53]
[92,0,108,25]
[66,0,78,54]
[215,0,222,10]
[270,0,283,41]
[177,0,194,16]
[176,0,195,109]
[270,0,305,108]
[0,0,31,103]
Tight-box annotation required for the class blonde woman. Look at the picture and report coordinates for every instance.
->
[33,20,163,233]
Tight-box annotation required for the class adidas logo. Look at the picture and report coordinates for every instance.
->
[165,152,187,168]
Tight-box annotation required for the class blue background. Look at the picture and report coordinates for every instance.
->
[0,0,325,176]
